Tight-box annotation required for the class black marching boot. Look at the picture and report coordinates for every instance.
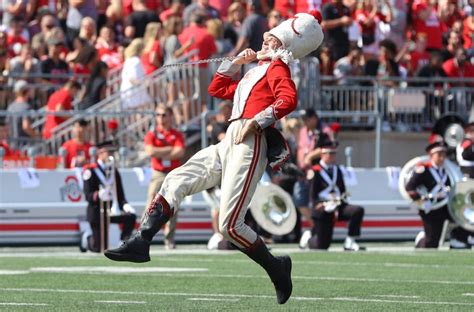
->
[104,195,172,263]
[244,238,292,304]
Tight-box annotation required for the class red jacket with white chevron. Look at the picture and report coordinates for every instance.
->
[208,59,297,129]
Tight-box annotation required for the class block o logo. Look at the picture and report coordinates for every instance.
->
[64,176,82,202]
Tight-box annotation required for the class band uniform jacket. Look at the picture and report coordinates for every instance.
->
[82,163,128,224]
[405,162,450,201]
[309,164,346,207]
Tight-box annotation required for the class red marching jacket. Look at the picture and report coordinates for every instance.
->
[208,59,297,129]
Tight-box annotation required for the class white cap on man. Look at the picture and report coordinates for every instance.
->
[268,11,324,59]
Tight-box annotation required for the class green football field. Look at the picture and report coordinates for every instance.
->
[0,243,473,311]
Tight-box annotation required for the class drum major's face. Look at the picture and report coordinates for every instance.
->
[431,151,446,167]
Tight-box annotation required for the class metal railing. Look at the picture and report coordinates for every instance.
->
[3,59,473,168]
[316,76,474,132]
[23,51,201,160]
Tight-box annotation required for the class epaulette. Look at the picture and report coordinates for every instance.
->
[415,161,430,174]
[82,163,97,181]
[307,165,321,180]
[83,163,98,171]
[462,139,473,149]
[415,161,431,167]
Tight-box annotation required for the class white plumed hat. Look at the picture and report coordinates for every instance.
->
[268,11,324,59]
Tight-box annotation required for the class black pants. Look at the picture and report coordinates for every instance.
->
[309,204,364,250]
[417,206,470,248]
[89,213,137,252]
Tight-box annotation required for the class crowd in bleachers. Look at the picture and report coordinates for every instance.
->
[0,0,474,156]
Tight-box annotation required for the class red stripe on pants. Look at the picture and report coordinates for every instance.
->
[228,133,261,248]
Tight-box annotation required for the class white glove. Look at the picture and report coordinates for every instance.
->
[98,187,112,201]
[110,202,121,216]
[422,200,432,213]
[437,190,448,199]
[123,203,136,214]
[324,201,338,213]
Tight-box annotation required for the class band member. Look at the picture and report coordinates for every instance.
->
[144,104,185,250]
[406,139,471,249]
[81,141,137,252]
[105,12,324,305]
[457,121,474,178]
[299,141,365,251]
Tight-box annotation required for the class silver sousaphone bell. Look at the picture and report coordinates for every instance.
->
[249,182,297,236]
[432,114,465,149]
[399,157,474,231]
[450,180,474,231]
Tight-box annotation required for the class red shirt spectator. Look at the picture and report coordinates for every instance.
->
[71,63,91,75]
[96,26,123,69]
[439,0,463,32]
[144,105,185,172]
[463,16,474,50]
[443,59,474,77]
[179,16,217,68]
[411,0,443,50]
[0,141,12,156]
[43,81,82,139]
[0,121,14,156]
[409,50,430,73]
[294,0,329,15]
[6,34,27,57]
[159,0,185,22]
[97,45,123,69]
[274,0,295,18]
[141,40,162,75]
[355,1,391,51]
[160,8,181,22]
[62,140,92,168]
[61,120,93,168]
[123,0,165,17]
[442,49,474,86]
[209,0,231,19]
[403,33,430,75]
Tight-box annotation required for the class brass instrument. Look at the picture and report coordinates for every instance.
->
[202,182,297,238]
[249,182,297,236]
[399,157,474,231]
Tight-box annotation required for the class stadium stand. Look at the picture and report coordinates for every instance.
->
[0,0,473,166]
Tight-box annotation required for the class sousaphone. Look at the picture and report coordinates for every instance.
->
[399,158,474,231]
[432,114,465,150]
[202,182,298,236]
[249,182,297,236]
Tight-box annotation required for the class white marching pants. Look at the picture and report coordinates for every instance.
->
[159,119,267,249]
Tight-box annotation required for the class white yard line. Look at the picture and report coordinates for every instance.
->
[373,295,420,299]
[154,257,474,270]
[0,253,103,259]
[463,293,474,296]
[0,250,469,270]
[94,272,474,286]
[0,270,29,275]
[0,245,451,258]
[1,268,472,286]
[329,297,474,306]
[187,298,240,302]
[95,300,146,304]
[0,302,48,306]
[30,267,208,274]
[0,287,275,300]
[1,288,472,307]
